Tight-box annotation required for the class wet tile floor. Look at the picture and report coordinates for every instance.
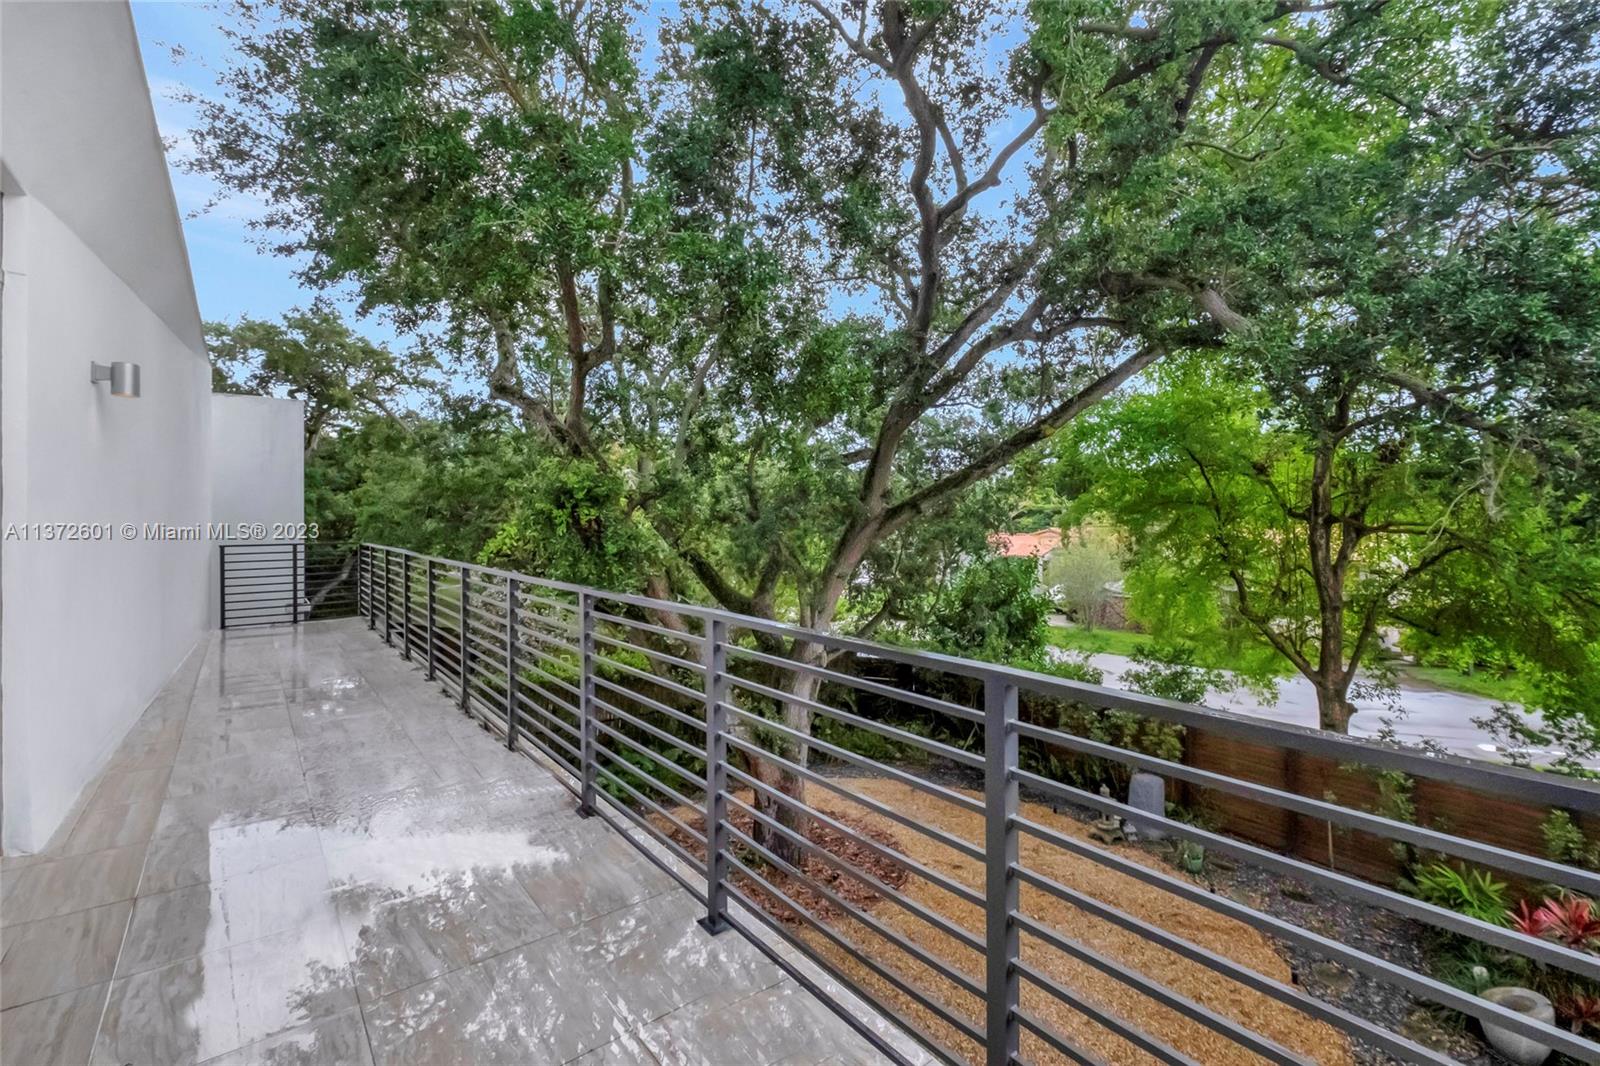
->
[0,619,899,1066]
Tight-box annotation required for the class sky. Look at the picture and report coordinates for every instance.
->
[128,1,1033,361]
[130,1,402,347]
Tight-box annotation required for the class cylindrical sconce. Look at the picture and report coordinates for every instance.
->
[90,361,141,398]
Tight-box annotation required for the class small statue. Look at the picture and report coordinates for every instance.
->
[1088,784,1126,845]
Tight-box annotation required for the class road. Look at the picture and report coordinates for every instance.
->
[1048,647,1582,767]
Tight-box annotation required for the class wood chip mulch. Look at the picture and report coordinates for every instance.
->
[656,778,1357,1066]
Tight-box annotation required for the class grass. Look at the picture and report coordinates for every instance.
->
[1398,663,1527,704]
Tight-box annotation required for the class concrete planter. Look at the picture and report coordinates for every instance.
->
[1480,986,1554,1066]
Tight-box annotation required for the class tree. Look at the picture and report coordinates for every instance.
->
[1060,355,1600,733]
[186,0,1599,849]
[1042,532,1123,629]
[208,305,428,458]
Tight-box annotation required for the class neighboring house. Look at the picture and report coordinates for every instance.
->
[987,526,1065,563]
[1,1,304,853]
[989,523,1131,628]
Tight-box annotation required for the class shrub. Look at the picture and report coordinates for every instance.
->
[1404,862,1511,926]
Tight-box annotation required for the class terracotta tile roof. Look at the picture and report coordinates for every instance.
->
[988,527,1063,559]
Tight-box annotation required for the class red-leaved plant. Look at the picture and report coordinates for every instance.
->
[1509,896,1600,951]
[1556,991,1600,1034]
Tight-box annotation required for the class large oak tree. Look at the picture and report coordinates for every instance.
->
[188,0,1597,849]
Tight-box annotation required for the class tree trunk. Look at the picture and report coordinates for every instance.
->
[746,651,819,867]
[1315,683,1356,733]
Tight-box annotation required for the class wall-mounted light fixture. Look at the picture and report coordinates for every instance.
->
[89,361,141,398]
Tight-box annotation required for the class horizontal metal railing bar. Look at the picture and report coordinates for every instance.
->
[727,644,984,725]
[514,661,582,707]
[723,762,985,909]
[723,703,985,817]
[721,818,986,1001]
[590,608,704,647]
[1015,960,1200,1066]
[591,631,705,677]
[1010,866,1455,1065]
[363,545,721,623]
[519,712,584,766]
[594,655,704,704]
[1013,719,1600,898]
[725,672,983,770]
[594,790,708,878]
[519,589,577,614]
[1012,767,1600,983]
[592,799,709,902]
[365,541,1600,809]
[722,789,987,957]
[510,637,581,687]
[512,606,579,639]
[463,615,505,647]
[720,861,987,1046]
[592,719,708,790]
[1013,912,1300,1065]
[513,681,582,732]
[591,759,708,844]
[514,731,583,791]
[590,693,706,762]
[720,731,986,864]
[716,906,933,1066]
[519,625,582,658]
[1014,1007,1103,1066]
[591,676,707,733]
[1012,814,1600,1061]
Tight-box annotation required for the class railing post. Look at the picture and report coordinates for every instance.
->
[459,565,471,713]
[291,541,301,624]
[699,616,730,935]
[382,548,393,645]
[219,546,228,630]
[366,546,376,630]
[506,576,520,751]
[400,555,412,660]
[577,590,597,817]
[984,676,1020,1066]
[425,559,436,681]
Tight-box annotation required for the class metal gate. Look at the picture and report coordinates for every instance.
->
[219,542,358,628]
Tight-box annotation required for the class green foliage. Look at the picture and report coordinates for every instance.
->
[1121,641,1230,705]
[207,304,430,456]
[1403,862,1512,927]
[1041,531,1122,630]
[481,456,660,592]
[920,556,1051,666]
[1543,810,1600,872]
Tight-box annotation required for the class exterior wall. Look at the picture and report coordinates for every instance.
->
[1,193,213,852]
[209,394,306,628]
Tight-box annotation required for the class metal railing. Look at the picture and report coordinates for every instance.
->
[220,542,360,628]
[355,543,1600,1066]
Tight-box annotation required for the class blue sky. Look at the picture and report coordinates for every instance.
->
[131,2,401,346]
[129,1,1032,359]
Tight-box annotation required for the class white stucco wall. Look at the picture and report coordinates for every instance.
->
[209,394,307,628]
[1,192,213,852]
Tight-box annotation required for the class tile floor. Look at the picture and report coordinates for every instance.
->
[0,619,898,1066]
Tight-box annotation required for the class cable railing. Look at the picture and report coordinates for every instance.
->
[355,542,1600,1066]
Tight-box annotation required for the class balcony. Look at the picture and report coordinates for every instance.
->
[6,544,1600,1066]
[0,617,908,1066]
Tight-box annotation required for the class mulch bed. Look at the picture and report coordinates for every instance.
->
[653,792,911,925]
[658,778,1356,1065]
